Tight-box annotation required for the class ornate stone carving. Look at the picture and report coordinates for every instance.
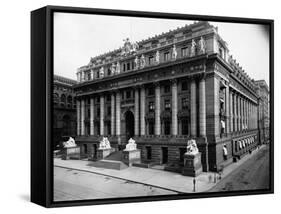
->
[186,139,199,155]
[62,137,76,148]
[121,38,139,56]
[99,137,111,149]
[190,39,197,57]
[198,37,206,55]
[124,138,137,151]
[172,44,177,60]
[140,54,146,68]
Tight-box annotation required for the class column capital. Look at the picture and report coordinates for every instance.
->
[170,78,178,85]
[153,81,160,87]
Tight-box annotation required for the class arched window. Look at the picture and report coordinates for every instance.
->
[60,94,66,107]
[53,93,59,106]
[67,96,72,108]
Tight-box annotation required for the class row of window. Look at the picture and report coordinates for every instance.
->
[53,93,76,108]
[148,98,189,112]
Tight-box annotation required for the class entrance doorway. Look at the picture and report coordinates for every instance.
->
[125,111,134,140]
[92,144,97,159]
[161,147,168,164]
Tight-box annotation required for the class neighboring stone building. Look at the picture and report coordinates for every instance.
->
[53,75,77,149]
[255,80,270,144]
[74,21,261,172]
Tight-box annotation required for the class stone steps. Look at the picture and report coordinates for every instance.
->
[88,159,128,170]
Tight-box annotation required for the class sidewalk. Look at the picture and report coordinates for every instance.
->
[54,145,266,193]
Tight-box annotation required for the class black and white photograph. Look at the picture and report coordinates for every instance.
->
[51,10,272,203]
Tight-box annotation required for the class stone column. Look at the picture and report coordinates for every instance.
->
[233,93,237,132]
[154,82,161,136]
[237,96,241,131]
[100,95,104,136]
[229,91,233,133]
[134,88,140,136]
[140,86,146,136]
[76,100,81,135]
[171,79,178,136]
[116,91,121,136]
[199,78,206,137]
[81,99,85,135]
[90,98,94,135]
[111,93,115,135]
[190,79,197,137]
[225,85,230,134]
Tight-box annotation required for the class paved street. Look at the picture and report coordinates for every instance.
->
[54,145,270,201]
[54,166,177,201]
[209,145,270,192]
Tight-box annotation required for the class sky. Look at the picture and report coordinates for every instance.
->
[54,12,270,85]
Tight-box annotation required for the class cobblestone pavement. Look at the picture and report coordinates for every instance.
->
[54,167,177,201]
[209,145,270,192]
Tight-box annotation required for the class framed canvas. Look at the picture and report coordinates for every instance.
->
[31,5,274,208]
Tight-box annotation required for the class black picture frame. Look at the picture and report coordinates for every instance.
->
[31,5,274,208]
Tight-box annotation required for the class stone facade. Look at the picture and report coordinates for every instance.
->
[53,75,77,149]
[73,21,263,172]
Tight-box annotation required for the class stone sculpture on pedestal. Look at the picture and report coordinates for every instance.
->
[122,138,140,166]
[190,39,197,57]
[182,139,202,177]
[97,137,114,160]
[61,137,80,160]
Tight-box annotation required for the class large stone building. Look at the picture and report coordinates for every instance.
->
[255,80,270,144]
[74,21,261,172]
[53,75,77,149]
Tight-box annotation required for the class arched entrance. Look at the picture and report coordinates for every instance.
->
[124,110,134,140]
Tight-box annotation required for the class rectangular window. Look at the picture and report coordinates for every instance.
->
[127,63,130,70]
[182,98,189,109]
[181,81,188,91]
[164,100,171,110]
[181,47,188,57]
[96,71,100,78]
[107,106,111,116]
[97,108,100,117]
[126,90,131,99]
[164,121,170,135]
[148,87,154,96]
[107,68,111,76]
[164,52,170,61]
[123,64,126,72]
[149,102,155,112]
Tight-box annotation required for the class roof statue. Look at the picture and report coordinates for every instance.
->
[155,50,160,64]
[116,61,120,74]
[99,67,104,78]
[190,39,197,57]
[111,63,116,75]
[99,137,111,149]
[198,36,206,55]
[121,38,139,56]
[134,56,139,70]
[124,138,137,151]
[172,44,177,60]
[140,54,146,68]
[185,139,199,155]
[63,137,76,148]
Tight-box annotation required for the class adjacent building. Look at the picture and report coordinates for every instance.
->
[53,75,77,149]
[73,21,262,172]
[255,80,270,144]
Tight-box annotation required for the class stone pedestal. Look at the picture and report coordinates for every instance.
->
[61,146,80,160]
[182,152,202,177]
[96,148,114,160]
[122,149,141,166]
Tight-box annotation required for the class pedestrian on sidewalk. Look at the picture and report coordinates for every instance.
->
[223,144,228,161]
